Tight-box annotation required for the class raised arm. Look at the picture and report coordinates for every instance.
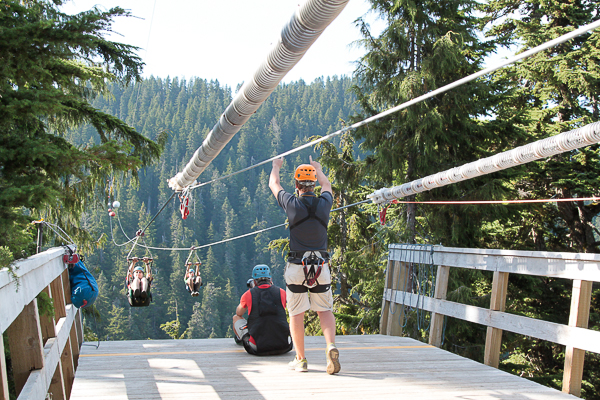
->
[269,157,284,198]
[310,155,332,194]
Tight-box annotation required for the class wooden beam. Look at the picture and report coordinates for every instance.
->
[6,300,44,396]
[385,289,600,354]
[61,336,75,400]
[50,275,66,321]
[389,245,600,282]
[62,269,72,305]
[386,261,405,337]
[0,247,68,333]
[48,361,66,400]
[562,280,592,397]
[484,271,509,368]
[75,310,84,347]
[379,259,394,334]
[70,321,80,370]
[429,265,450,347]
[0,334,9,400]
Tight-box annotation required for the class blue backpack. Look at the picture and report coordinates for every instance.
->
[68,260,99,308]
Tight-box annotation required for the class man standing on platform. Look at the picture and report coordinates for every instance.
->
[269,156,340,374]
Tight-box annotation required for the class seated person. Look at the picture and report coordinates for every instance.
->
[127,258,152,303]
[184,263,202,296]
[233,264,293,356]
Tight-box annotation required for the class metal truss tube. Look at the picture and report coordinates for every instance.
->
[169,0,349,191]
[368,122,600,204]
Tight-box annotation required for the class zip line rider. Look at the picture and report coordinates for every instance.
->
[184,261,203,297]
[269,155,340,374]
[126,257,153,305]
[233,264,293,356]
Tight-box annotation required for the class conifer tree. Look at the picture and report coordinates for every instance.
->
[0,0,166,266]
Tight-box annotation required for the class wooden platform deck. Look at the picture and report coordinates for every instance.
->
[71,335,575,400]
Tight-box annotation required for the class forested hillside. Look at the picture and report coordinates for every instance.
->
[71,76,361,340]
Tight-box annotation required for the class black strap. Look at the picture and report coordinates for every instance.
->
[286,283,331,293]
[288,250,329,260]
[288,196,328,231]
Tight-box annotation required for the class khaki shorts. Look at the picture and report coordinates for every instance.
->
[284,261,333,316]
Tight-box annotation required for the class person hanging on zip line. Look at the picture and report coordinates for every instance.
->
[184,263,202,297]
[269,155,340,374]
[126,257,153,304]
[232,264,293,356]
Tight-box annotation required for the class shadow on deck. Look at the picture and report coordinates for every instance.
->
[71,335,575,400]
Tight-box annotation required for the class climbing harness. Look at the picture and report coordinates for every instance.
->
[184,246,202,295]
[179,189,191,220]
[286,250,331,294]
[125,256,154,307]
[184,246,202,270]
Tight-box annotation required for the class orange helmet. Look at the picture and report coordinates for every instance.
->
[295,164,317,181]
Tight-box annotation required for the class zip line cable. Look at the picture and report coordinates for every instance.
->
[110,194,600,253]
[185,18,600,194]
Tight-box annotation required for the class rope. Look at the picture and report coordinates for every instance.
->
[42,221,75,245]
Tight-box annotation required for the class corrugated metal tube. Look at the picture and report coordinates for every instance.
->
[169,0,349,191]
[367,122,600,204]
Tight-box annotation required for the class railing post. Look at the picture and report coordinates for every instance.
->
[562,279,592,397]
[6,299,44,396]
[429,265,450,347]
[49,357,66,400]
[484,271,509,368]
[386,261,406,336]
[0,334,9,400]
[380,259,394,334]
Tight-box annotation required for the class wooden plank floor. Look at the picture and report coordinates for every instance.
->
[71,335,576,399]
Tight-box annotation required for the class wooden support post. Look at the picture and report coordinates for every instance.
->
[429,265,450,347]
[61,336,75,400]
[386,261,406,337]
[75,309,84,347]
[70,321,80,370]
[62,269,72,305]
[380,260,394,334]
[39,286,57,344]
[562,279,592,397]
[484,271,510,368]
[48,360,66,400]
[0,334,9,400]
[50,275,67,321]
[6,300,44,396]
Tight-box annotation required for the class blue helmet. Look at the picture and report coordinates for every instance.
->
[252,264,271,280]
[133,266,144,272]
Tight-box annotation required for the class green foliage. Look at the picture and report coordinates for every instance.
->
[36,290,55,318]
[0,0,165,268]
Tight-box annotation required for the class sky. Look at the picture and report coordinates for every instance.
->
[61,0,385,90]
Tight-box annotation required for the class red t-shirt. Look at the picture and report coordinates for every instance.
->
[239,284,286,315]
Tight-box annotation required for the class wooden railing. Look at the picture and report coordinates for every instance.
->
[380,244,600,397]
[0,246,83,400]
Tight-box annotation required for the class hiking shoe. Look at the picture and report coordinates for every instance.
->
[326,344,340,375]
[288,357,308,372]
[133,288,140,298]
